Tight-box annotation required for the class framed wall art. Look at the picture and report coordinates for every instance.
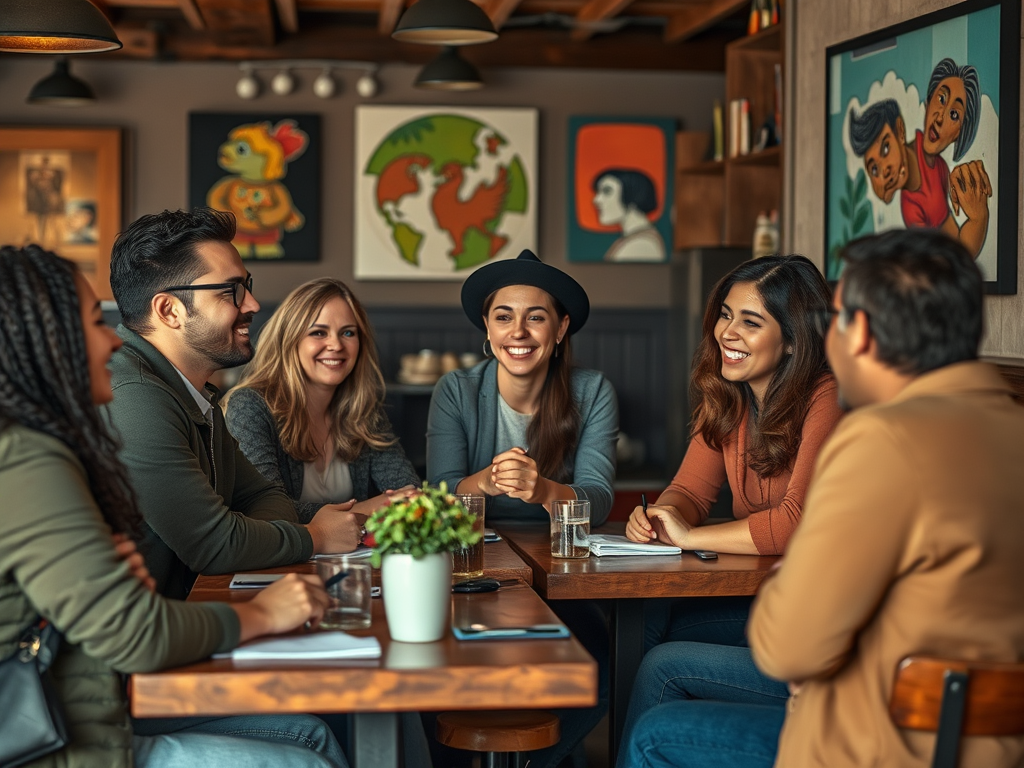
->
[354,105,537,280]
[189,112,321,262]
[567,116,675,263]
[825,0,1020,293]
[0,126,121,299]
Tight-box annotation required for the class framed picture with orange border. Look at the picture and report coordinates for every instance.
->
[567,117,676,264]
[0,126,122,300]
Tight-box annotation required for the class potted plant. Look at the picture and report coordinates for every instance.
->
[366,482,481,643]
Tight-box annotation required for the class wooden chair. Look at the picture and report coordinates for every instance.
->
[889,656,1024,768]
[435,710,560,768]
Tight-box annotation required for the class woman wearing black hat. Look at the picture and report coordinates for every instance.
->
[427,249,618,525]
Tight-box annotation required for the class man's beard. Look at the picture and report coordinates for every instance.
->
[183,311,254,371]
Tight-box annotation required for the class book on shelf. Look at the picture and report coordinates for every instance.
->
[713,101,724,162]
[774,62,783,143]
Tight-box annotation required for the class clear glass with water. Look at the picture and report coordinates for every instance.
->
[316,555,372,630]
[550,500,591,559]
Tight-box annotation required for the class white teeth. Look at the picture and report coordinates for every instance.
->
[505,347,534,355]
[724,349,748,360]
[237,327,249,336]
[318,359,343,366]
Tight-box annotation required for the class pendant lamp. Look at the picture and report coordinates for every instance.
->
[414,46,483,90]
[392,0,497,45]
[28,57,95,106]
[0,0,122,54]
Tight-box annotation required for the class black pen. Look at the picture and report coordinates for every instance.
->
[641,493,648,515]
[324,571,348,589]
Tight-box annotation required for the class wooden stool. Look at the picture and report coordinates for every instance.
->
[436,710,560,768]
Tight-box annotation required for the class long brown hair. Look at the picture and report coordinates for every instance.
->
[0,246,141,535]
[483,290,580,483]
[225,278,394,462]
[690,255,832,477]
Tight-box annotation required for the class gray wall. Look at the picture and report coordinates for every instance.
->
[788,0,1024,358]
[0,57,724,308]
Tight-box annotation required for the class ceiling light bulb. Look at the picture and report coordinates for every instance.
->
[236,71,259,99]
[313,70,335,98]
[271,70,294,95]
[356,73,378,98]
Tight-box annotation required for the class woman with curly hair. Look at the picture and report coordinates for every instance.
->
[224,278,418,524]
[0,246,345,768]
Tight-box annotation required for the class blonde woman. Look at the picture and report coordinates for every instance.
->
[224,278,418,524]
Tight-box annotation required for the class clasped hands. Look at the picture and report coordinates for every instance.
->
[478,447,546,504]
[626,502,694,549]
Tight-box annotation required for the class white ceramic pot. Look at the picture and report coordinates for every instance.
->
[380,552,452,643]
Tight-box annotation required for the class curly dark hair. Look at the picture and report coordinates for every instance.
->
[0,245,141,535]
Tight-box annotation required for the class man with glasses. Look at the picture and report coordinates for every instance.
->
[106,207,364,601]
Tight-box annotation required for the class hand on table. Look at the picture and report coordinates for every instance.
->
[113,533,156,593]
[490,447,544,504]
[625,504,693,548]
[307,500,363,554]
[240,574,330,640]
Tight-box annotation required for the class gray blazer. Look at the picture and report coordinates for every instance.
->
[225,387,420,523]
[426,359,618,525]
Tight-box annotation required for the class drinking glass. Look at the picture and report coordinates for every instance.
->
[316,555,372,629]
[550,500,591,559]
[452,494,485,579]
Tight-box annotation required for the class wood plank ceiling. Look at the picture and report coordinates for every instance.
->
[89,0,752,70]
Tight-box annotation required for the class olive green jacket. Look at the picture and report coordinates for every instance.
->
[0,425,240,768]
[106,327,313,600]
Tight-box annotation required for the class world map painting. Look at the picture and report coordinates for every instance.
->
[355,106,537,280]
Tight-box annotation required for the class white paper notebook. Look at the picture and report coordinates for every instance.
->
[589,534,682,557]
[312,545,374,561]
[217,632,381,660]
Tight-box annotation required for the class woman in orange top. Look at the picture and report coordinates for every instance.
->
[627,254,842,647]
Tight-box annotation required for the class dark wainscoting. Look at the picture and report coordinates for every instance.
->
[366,306,670,477]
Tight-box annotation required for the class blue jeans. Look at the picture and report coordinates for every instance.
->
[617,642,788,768]
[643,596,755,651]
[132,715,348,768]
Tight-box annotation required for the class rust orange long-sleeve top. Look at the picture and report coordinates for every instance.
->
[666,376,842,555]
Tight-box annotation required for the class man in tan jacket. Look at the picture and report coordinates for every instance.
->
[749,229,1024,767]
[621,229,1024,768]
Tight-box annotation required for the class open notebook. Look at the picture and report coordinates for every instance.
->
[588,534,682,557]
[216,632,381,660]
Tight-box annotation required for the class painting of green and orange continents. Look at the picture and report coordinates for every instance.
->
[356,106,536,280]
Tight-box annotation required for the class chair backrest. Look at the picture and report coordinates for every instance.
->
[890,655,1024,768]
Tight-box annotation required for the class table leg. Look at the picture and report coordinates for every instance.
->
[609,598,645,762]
[352,712,400,768]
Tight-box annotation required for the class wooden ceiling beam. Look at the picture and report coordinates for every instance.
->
[377,0,404,35]
[664,0,744,42]
[113,23,161,56]
[570,0,635,41]
[193,0,275,46]
[176,0,207,28]
[484,0,525,30]
[275,0,300,32]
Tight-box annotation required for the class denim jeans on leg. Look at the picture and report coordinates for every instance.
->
[625,700,785,768]
[132,714,348,768]
[616,642,788,768]
[643,596,755,652]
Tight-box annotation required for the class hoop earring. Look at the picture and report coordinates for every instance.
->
[483,339,493,358]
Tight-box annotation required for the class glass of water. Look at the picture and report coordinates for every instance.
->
[316,555,372,630]
[550,500,591,559]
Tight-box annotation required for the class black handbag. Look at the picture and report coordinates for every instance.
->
[0,619,68,768]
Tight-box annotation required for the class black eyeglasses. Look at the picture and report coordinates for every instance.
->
[159,275,253,308]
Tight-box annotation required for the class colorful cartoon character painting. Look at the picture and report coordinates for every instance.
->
[825,0,1019,292]
[207,120,307,259]
[190,113,320,262]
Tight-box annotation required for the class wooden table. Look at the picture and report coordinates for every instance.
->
[497,522,779,761]
[131,542,588,768]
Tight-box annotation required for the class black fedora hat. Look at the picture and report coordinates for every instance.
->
[461,250,590,335]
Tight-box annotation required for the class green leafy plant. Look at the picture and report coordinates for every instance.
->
[366,482,481,567]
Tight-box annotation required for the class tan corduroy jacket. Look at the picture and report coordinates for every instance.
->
[749,361,1024,768]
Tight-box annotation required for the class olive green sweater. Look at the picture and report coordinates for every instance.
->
[0,425,240,768]
[106,327,313,599]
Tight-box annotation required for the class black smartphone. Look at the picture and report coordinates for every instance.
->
[452,577,501,593]
[692,550,719,561]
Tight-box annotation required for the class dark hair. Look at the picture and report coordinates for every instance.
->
[690,255,833,477]
[926,58,981,162]
[849,99,902,157]
[0,246,141,534]
[592,169,658,214]
[482,290,580,483]
[839,230,981,375]
[110,207,236,333]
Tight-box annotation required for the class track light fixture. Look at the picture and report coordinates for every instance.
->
[236,60,378,100]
